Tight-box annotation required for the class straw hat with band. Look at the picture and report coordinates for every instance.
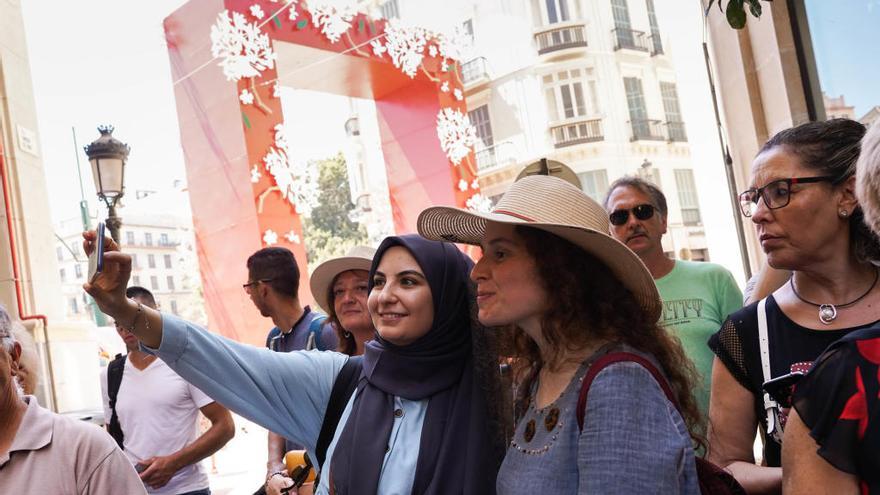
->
[309,246,377,313]
[417,175,661,321]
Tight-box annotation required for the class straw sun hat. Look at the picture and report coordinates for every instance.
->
[309,245,377,313]
[417,175,661,321]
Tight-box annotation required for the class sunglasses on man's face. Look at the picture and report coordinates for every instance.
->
[609,204,656,226]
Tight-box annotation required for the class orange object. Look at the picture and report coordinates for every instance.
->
[284,450,316,485]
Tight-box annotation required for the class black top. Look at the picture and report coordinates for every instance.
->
[793,326,880,494]
[708,295,875,466]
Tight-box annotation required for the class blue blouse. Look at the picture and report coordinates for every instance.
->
[145,314,428,495]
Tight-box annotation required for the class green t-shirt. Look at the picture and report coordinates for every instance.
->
[655,260,743,418]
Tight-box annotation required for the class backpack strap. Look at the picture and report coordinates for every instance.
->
[315,355,363,471]
[757,298,782,441]
[305,315,329,351]
[576,352,676,431]
[107,353,127,449]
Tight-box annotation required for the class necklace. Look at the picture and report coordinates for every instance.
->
[790,268,879,325]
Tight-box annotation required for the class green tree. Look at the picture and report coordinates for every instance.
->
[303,153,368,265]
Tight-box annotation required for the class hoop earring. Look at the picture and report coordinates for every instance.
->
[343,330,351,339]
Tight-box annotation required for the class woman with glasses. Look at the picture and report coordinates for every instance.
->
[708,119,880,493]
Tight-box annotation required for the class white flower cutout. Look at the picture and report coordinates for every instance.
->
[371,39,387,57]
[383,21,427,78]
[453,88,463,101]
[251,165,262,183]
[273,83,281,98]
[471,179,480,190]
[308,1,361,43]
[239,88,255,105]
[263,229,279,245]
[428,44,438,58]
[441,60,449,72]
[250,4,265,19]
[458,179,468,192]
[440,81,449,93]
[288,7,298,21]
[284,230,301,244]
[210,10,276,81]
[436,108,477,166]
[262,124,320,217]
[466,193,493,213]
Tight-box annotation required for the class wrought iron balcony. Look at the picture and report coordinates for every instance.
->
[628,119,666,141]
[612,28,650,52]
[649,33,664,56]
[535,23,588,55]
[666,121,687,142]
[461,57,489,86]
[475,141,516,174]
[550,118,604,148]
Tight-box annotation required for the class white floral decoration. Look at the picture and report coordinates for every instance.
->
[263,229,279,245]
[441,60,449,72]
[458,179,468,192]
[453,88,463,101]
[273,83,281,98]
[249,4,265,19]
[239,88,255,105]
[428,44,438,58]
[383,21,427,78]
[284,230,301,244]
[436,108,476,166]
[210,10,276,81]
[288,7,298,21]
[466,193,493,213]
[262,124,320,216]
[251,164,262,183]
[435,25,472,63]
[471,179,479,190]
[440,81,449,93]
[371,39,387,57]
[307,0,361,43]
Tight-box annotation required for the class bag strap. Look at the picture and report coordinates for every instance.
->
[306,315,329,351]
[315,355,363,470]
[757,298,781,439]
[107,353,127,449]
[577,352,677,431]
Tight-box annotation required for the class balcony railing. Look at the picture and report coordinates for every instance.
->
[475,141,516,174]
[461,57,489,86]
[666,121,687,142]
[649,33,664,56]
[629,119,666,141]
[612,28,650,52]
[535,23,588,55]
[550,118,604,148]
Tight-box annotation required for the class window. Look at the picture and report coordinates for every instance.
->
[167,276,175,291]
[144,233,153,246]
[461,19,474,38]
[59,268,66,282]
[126,231,135,245]
[132,253,139,269]
[164,254,172,269]
[544,69,599,122]
[133,275,141,286]
[468,106,494,149]
[544,0,571,24]
[646,0,663,54]
[56,246,63,261]
[150,276,158,291]
[611,0,634,46]
[147,254,155,269]
[578,170,609,204]
[160,233,169,246]
[69,297,78,314]
[674,169,702,225]
[379,0,399,19]
[660,82,687,141]
[74,264,82,279]
[624,77,653,139]
[170,300,179,315]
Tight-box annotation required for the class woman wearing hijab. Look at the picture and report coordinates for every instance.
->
[83,233,506,494]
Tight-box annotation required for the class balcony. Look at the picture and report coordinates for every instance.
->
[681,208,702,226]
[461,57,489,87]
[550,118,604,148]
[666,121,687,142]
[629,119,666,141]
[534,23,588,56]
[612,28,649,52]
[475,141,516,174]
[648,33,664,56]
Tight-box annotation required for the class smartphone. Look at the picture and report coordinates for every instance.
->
[762,371,805,407]
[88,222,106,283]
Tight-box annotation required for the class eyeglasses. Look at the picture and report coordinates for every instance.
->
[242,278,274,291]
[609,204,656,226]
[738,176,836,217]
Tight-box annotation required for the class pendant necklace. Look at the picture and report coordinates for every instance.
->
[790,269,879,325]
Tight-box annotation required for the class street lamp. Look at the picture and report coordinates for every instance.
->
[84,125,130,242]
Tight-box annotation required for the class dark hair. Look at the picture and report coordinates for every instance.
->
[499,226,704,447]
[604,175,668,217]
[325,270,370,356]
[126,286,157,309]
[760,118,879,262]
[246,247,300,298]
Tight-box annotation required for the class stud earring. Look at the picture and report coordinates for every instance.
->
[839,209,849,218]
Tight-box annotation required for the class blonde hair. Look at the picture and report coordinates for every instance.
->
[857,124,880,237]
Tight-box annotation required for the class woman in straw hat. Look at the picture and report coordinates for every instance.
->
[82,233,507,495]
[310,246,377,356]
[419,175,701,493]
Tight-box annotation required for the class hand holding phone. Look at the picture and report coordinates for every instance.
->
[762,371,805,408]
[87,222,106,283]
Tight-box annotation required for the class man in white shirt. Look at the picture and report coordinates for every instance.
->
[101,286,235,495]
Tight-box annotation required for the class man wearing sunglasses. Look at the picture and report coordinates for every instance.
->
[604,176,742,418]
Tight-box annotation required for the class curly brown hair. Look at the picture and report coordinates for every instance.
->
[500,226,705,447]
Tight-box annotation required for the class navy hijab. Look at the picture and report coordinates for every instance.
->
[329,234,498,494]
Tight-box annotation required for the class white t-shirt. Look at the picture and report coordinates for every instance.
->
[100,356,213,495]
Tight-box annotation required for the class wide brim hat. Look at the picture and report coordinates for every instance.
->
[417,175,661,321]
[309,245,377,313]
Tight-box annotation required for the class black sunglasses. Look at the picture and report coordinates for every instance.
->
[609,204,656,226]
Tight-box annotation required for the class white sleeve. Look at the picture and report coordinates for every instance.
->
[99,366,112,425]
[187,382,214,409]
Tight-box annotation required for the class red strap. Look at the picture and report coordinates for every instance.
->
[576,352,679,431]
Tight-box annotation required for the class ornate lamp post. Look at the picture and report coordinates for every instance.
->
[84,125,130,242]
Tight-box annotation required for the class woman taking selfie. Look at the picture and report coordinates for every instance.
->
[419,175,701,493]
[83,234,506,495]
